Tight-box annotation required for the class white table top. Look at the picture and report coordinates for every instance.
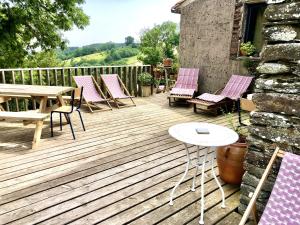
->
[169,122,239,147]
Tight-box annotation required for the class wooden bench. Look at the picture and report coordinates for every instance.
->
[0,111,50,149]
[0,111,49,121]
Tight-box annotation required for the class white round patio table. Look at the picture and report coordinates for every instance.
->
[168,122,238,224]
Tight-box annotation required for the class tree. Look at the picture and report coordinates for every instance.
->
[0,0,89,68]
[125,36,134,46]
[22,50,62,68]
[138,21,179,66]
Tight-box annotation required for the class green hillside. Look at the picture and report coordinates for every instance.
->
[58,42,141,67]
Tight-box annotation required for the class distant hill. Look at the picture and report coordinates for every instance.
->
[58,42,141,66]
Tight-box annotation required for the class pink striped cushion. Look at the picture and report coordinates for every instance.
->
[221,75,253,100]
[259,153,300,225]
[101,74,129,99]
[174,68,199,90]
[170,88,195,96]
[73,76,106,102]
[197,93,226,103]
[197,75,253,103]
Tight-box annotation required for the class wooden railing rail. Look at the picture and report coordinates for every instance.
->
[0,65,152,111]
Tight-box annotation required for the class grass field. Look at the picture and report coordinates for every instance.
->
[63,52,141,66]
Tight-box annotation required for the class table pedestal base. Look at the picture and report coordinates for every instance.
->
[169,145,226,225]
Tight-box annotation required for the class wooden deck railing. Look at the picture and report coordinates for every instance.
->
[0,65,152,111]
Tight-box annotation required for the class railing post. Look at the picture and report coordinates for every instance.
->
[132,66,138,97]
[61,69,65,86]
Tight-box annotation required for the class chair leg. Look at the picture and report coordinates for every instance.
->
[193,103,197,113]
[50,112,54,137]
[77,110,86,131]
[130,97,136,106]
[59,113,62,131]
[66,114,76,140]
[106,100,113,110]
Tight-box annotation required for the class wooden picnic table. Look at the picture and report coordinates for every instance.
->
[0,84,74,148]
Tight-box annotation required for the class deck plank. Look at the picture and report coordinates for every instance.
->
[0,93,243,225]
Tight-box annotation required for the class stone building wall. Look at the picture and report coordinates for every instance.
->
[239,0,300,215]
[178,0,243,93]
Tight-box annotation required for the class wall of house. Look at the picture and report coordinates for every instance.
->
[178,0,243,93]
[239,0,300,216]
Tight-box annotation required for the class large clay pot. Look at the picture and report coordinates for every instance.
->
[216,142,247,184]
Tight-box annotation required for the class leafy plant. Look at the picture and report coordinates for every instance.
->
[242,58,260,76]
[153,79,160,87]
[138,72,153,86]
[240,42,256,56]
[0,0,89,68]
[222,107,248,142]
[138,21,179,66]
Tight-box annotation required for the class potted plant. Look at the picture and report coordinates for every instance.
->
[216,111,248,184]
[138,72,153,97]
[153,79,160,94]
[240,42,256,56]
[163,58,173,67]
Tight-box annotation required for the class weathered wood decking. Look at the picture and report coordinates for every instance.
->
[0,93,243,225]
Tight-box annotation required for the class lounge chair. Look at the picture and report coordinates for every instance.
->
[100,74,136,108]
[167,68,200,106]
[239,147,300,225]
[188,75,253,115]
[73,75,112,112]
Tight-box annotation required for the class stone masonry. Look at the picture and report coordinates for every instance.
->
[239,0,300,216]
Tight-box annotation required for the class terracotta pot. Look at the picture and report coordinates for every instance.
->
[216,142,247,185]
[163,58,172,67]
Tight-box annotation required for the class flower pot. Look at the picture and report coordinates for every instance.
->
[216,142,247,184]
[141,85,151,97]
[163,58,172,67]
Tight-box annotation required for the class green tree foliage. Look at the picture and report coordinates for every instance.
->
[104,47,139,63]
[125,36,134,46]
[138,21,179,66]
[23,50,62,68]
[0,0,89,68]
[57,42,119,60]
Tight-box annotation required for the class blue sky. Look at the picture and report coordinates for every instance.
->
[63,0,180,47]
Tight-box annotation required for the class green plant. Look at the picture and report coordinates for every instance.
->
[222,107,248,142]
[242,58,259,76]
[153,79,160,87]
[138,72,153,86]
[240,42,256,56]
[138,21,179,66]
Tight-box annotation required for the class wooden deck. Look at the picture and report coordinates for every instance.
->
[0,93,243,225]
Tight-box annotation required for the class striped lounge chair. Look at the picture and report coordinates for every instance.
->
[239,148,300,225]
[167,68,200,106]
[101,74,136,108]
[188,75,253,115]
[73,76,112,113]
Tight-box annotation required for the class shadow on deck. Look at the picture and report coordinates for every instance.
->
[0,93,243,225]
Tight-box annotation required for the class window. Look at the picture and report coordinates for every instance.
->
[244,3,267,52]
[229,2,267,58]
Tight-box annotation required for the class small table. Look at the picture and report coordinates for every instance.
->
[0,84,74,148]
[168,122,238,224]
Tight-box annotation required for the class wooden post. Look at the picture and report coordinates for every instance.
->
[54,69,58,86]
[38,69,43,85]
[32,120,44,149]
[61,69,65,86]
[132,66,138,97]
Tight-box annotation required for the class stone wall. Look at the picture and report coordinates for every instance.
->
[239,0,300,216]
[178,0,243,93]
